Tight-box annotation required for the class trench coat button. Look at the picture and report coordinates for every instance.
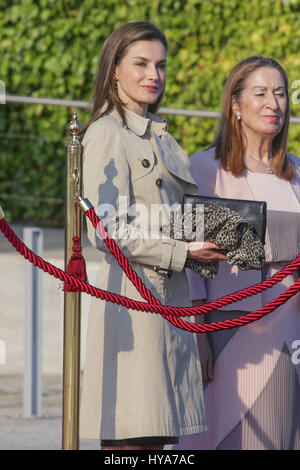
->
[156,178,163,187]
[142,159,150,168]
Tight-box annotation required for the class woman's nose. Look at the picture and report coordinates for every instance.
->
[148,65,159,81]
[266,91,279,110]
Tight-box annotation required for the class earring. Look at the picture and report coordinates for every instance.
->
[113,75,118,90]
[235,112,241,121]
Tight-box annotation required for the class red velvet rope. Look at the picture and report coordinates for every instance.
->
[1,216,300,333]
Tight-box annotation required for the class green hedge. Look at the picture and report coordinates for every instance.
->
[1,0,300,225]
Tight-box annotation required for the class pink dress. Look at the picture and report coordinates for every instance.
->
[173,148,300,450]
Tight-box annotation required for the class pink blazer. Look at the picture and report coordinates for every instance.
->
[186,146,300,311]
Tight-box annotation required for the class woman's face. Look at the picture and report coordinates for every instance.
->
[232,66,287,140]
[115,40,167,116]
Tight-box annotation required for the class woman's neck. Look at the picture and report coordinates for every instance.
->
[244,134,273,165]
[125,103,148,117]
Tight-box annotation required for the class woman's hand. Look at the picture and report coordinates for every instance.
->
[187,241,227,263]
[193,299,214,383]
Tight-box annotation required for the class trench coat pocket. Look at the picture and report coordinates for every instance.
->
[128,262,178,304]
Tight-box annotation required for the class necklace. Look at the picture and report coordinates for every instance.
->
[246,154,274,174]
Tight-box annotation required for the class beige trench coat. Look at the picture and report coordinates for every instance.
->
[80,107,206,440]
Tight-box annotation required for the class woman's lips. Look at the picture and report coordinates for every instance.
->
[142,85,158,92]
[262,115,279,122]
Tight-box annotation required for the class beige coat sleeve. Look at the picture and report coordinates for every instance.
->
[83,118,187,272]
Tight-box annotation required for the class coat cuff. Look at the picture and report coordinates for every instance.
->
[159,239,188,273]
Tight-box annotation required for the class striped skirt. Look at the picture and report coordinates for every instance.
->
[173,296,300,450]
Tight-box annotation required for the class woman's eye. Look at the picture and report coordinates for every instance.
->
[136,62,146,67]
[255,91,285,97]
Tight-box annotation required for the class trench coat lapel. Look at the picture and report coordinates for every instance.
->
[110,107,197,188]
[155,133,197,187]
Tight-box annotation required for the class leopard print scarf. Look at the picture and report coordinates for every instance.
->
[170,204,265,279]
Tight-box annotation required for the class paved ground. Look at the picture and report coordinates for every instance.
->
[0,224,102,450]
[0,374,100,450]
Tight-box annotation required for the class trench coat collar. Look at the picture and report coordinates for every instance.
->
[109,107,197,187]
[109,107,168,137]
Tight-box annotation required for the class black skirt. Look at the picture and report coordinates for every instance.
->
[101,436,179,447]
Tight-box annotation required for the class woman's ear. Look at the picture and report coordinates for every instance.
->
[231,97,240,115]
[114,66,119,82]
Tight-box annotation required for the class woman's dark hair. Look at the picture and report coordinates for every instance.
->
[214,56,294,180]
[83,21,168,135]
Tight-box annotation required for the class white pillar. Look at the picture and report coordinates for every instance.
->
[23,227,43,417]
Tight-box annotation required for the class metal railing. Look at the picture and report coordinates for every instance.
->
[2,94,300,207]
[4,94,221,119]
[5,94,300,123]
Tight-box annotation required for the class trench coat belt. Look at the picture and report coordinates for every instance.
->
[153,266,173,278]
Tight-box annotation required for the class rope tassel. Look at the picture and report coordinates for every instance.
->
[63,236,87,292]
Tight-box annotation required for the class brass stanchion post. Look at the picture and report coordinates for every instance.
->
[62,112,83,450]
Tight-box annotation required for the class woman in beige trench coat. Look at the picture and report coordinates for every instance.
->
[79,21,226,450]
